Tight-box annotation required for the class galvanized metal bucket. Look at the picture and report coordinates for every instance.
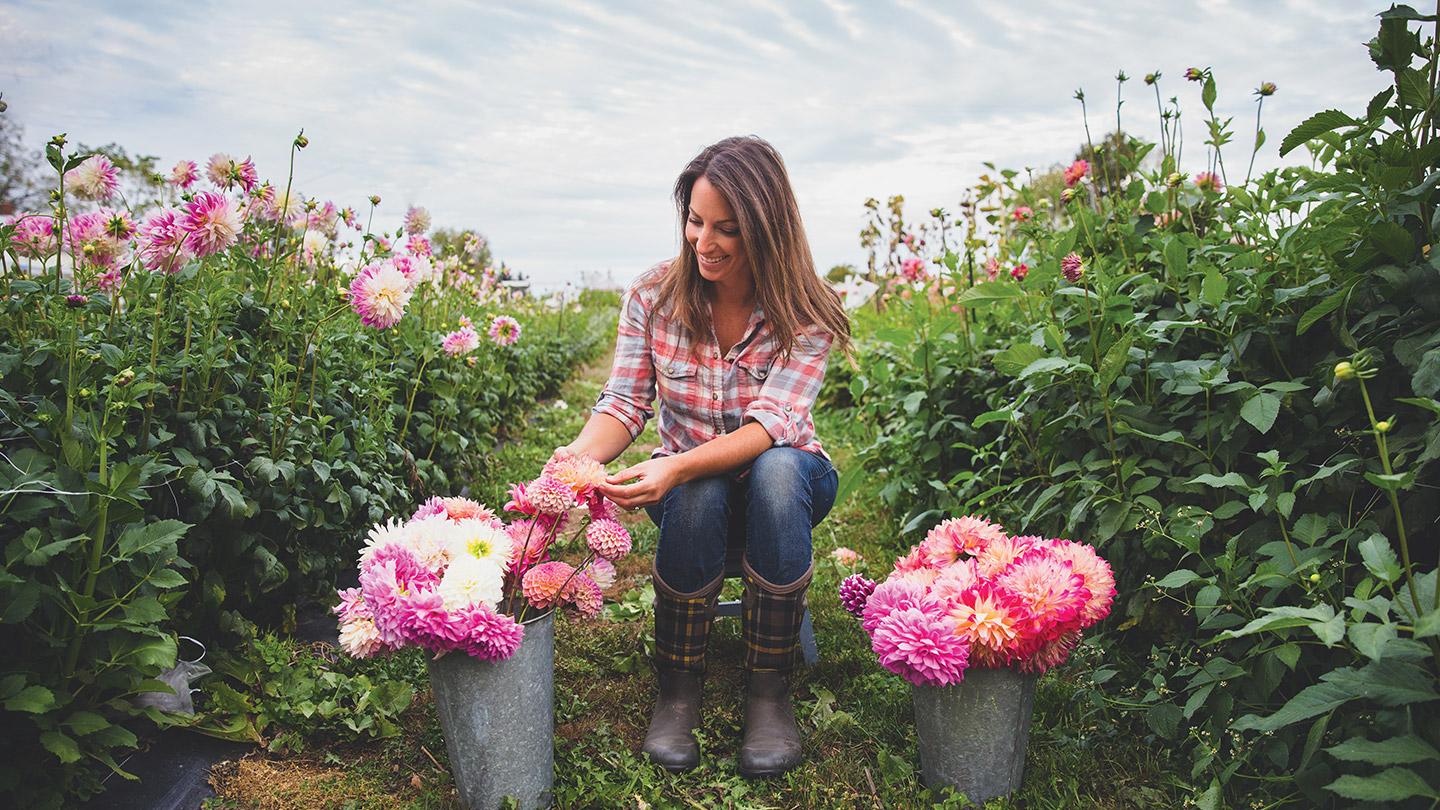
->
[427,610,554,810]
[911,666,1038,804]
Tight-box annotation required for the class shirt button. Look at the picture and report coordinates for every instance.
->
[712,392,720,401]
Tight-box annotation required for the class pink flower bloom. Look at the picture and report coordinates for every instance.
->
[333,587,372,623]
[64,212,124,269]
[504,481,538,516]
[406,235,433,257]
[1040,540,1115,625]
[929,558,980,600]
[528,475,576,516]
[458,604,524,660]
[206,153,257,191]
[181,191,242,257]
[340,206,359,229]
[8,214,56,257]
[831,547,863,567]
[137,208,191,274]
[565,573,604,617]
[441,325,481,356]
[489,315,521,346]
[66,155,119,201]
[395,587,467,652]
[169,159,199,189]
[1012,206,1033,222]
[839,573,876,617]
[900,257,927,282]
[586,493,620,522]
[926,516,1006,559]
[523,560,575,609]
[1009,263,1029,281]
[975,534,1038,579]
[585,518,632,560]
[411,496,446,521]
[442,497,497,523]
[946,583,1029,664]
[871,606,970,687]
[1015,629,1079,674]
[98,208,136,241]
[583,557,617,590]
[545,454,607,501]
[996,548,1090,647]
[349,260,413,329]
[507,519,552,575]
[95,268,123,292]
[1063,160,1089,188]
[404,206,431,236]
[1194,172,1223,193]
[984,257,1001,281]
[892,546,927,575]
[862,577,936,634]
[1061,252,1085,283]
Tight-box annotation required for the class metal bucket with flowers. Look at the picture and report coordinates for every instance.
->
[840,516,1115,803]
[334,453,627,810]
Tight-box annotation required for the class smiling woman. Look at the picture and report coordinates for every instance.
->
[552,135,852,778]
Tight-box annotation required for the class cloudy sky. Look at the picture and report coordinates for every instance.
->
[1,1,1398,289]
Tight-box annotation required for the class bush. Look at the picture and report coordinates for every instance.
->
[0,136,606,806]
[843,10,1439,806]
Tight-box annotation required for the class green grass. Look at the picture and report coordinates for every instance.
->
[207,344,1187,809]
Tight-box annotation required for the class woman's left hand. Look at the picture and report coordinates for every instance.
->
[597,456,686,510]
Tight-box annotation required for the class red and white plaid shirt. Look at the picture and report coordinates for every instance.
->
[593,262,832,461]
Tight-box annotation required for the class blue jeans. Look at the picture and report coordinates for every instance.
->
[646,447,839,593]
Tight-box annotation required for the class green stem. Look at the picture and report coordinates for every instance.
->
[1357,378,1422,618]
[63,417,110,678]
[397,352,432,446]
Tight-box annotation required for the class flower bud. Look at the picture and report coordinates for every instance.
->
[369,195,381,206]
[1257,82,1276,97]
[1375,420,1391,434]
[1333,361,1355,381]
[1184,67,1204,82]
[1144,72,1159,85]
[65,294,87,308]
[1165,172,1184,188]
[1308,573,1320,583]
[1060,187,1076,204]
[50,133,67,148]
[115,367,136,387]
[294,132,310,149]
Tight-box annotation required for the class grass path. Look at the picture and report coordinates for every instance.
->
[208,343,1183,809]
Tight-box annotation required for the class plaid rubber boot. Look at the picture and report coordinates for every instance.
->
[642,565,722,772]
[739,559,813,778]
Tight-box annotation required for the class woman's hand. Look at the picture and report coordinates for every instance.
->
[596,456,687,510]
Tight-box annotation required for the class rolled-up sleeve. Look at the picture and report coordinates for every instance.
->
[742,327,832,447]
[592,284,656,439]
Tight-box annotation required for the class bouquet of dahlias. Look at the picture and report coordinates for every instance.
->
[334,453,628,661]
[839,516,1115,687]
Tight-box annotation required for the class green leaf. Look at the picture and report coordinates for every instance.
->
[1200,267,1227,307]
[1146,703,1182,738]
[971,409,1015,429]
[4,684,55,713]
[1365,471,1416,493]
[1297,284,1350,335]
[40,730,82,764]
[1240,392,1280,434]
[115,519,191,560]
[1371,220,1414,263]
[1188,472,1247,489]
[1099,333,1132,394]
[955,281,1025,306]
[993,343,1045,377]
[1416,608,1440,639]
[1154,569,1201,589]
[1358,533,1402,583]
[1413,348,1440,398]
[64,710,111,736]
[1201,75,1217,111]
[1232,681,1355,732]
[1163,238,1187,279]
[1017,358,1070,380]
[1280,109,1356,156]
[1325,768,1439,801]
[1327,735,1440,766]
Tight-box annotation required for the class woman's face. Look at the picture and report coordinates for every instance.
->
[685,175,750,289]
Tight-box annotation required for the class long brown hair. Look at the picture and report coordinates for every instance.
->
[650,135,851,359]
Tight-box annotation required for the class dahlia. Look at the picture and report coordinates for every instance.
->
[404,514,461,573]
[583,557,617,590]
[565,573,604,617]
[404,206,431,235]
[99,208,137,241]
[437,555,505,611]
[1063,159,1089,188]
[406,235,433,257]
[181,191,242,257]
[66,155,119,201]
[1015,629,1080,674]
[1041,540,1115,625]
[441,326,480,356]
[271,187,307,224]
[349,260,413,329]
[1194,172,1223,193]
[338,615,387,658]
[459,604,524,660]
[449,518,513,569]
[892,546,927,575]
[489,315,521,346]
[1012,206,1033,222]
[95,269,123,293]
[831,547,863,567]
[441,496,498,523]
[333,587,371,623]
[926,516,1006,559]
[585,492,620,522]
[528,474,576,516]
[984,257,1001,281]
[995,548,1090,645]
[585,518,632,559]
[8,214,56,257]
[65,212,123,269]
[545,453,608,500]
[168,159,199,189]
[410,497,446,522]
[137,208,191,274]
[900,257,927,282]
[839,573,876,617]
[523,561,576,609]
[395,587,467,651]
[1061,252,1085,283]
[507,519,551,574]
[929,557,980,600]
[862,576,932,634]
[871,606,970,687]
[947,583,1028,663]
[1009,263,1029,281]
[206,153,233,188]
[359,517,413,565]
[975,534,1038,579]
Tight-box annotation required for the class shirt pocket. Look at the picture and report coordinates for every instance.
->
[653,347,700,404]
[734,349,776,402]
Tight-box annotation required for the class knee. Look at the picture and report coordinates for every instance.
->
[658,476,730,530]
[749,449,814,511]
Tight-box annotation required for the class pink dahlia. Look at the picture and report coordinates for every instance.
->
[403,206,431,236]
[98,208,136,241]
[8,214,56,258]
[1063,159,1089,188]
[66,155,119,201]
[926,516,1006,560]
[1041,540,1115,625]
[975,534,1038,579]
[340,206,359,229]
[64,212,123,269]
[333,587,372,623]
[1012,206,1033,222]
[545,453,608,500]
[1061,252,1085,283]
[442,496,497,523]
[181,191,242,257]
[406,235,433,257]
[507,519,552,575]
[137,208,191,274]
[523,560,575,609]
[586,492,620,522]
[528,474,576,516]
[1015,629,1080,674]
[1009,263,1029,281]
[947,583,1029,664]
[831,547,863,567]
[861,576,930,634]
[900,257,927,282]
[169,159,199,189]
[459,604,524,660]
[984,257,1001,281]
[410,496,446,521]
[892,546,927,575]
[996,548,1090,646]
[929,557,980,600]
[839,573,877,617]
[349,260,413,329]
[1194,172,1223,193]
[489,315,521,346]
[94,269,124,293]
[585,518,632,560]
[394,587,467,652]
[504,481,539,516]
[871,606,970,687]
[583,557,617,590]
[565,573,604,617]
[441,325,481,356]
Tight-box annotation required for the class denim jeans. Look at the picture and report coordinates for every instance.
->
[646,447,839,593]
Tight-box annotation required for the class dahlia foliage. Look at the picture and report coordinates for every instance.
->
[840,515,1114,687]
[335,452,627,662]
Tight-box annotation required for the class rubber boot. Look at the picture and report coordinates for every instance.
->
[737,560,812,778]
[641,566,721,772]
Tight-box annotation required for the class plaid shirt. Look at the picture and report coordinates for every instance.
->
[593,262,832,461]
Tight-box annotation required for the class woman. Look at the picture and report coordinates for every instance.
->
[554,135,850,777]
